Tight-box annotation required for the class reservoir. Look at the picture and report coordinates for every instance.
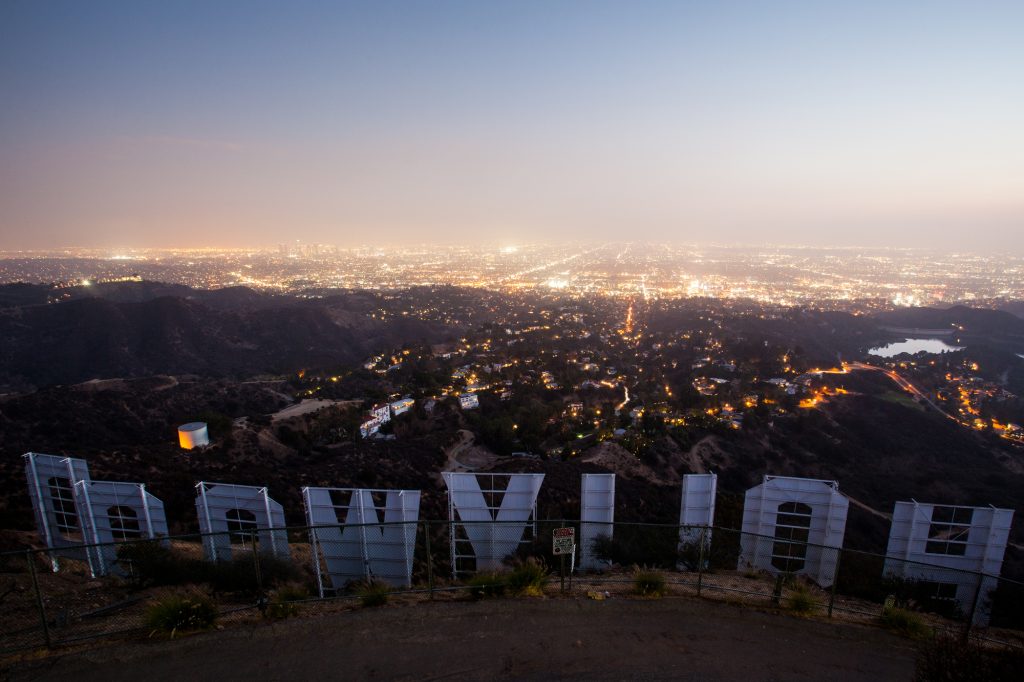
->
[869,338,964,357]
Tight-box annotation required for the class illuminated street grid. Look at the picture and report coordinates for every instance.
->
[0,244,1020,309]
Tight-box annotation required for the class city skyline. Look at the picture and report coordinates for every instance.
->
[2,243,1020,310]
[2,1,1023,252]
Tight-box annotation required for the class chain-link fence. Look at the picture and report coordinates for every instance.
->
[2,521,1022,654]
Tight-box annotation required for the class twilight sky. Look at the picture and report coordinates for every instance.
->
[1,1,1022,251]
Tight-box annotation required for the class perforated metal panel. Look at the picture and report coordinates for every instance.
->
[23,452,92,570]
[739,475,849,587]
[679,473,717,558]
[443,472,544,576]
[580,474,614,570]
[194,482,290,562]
[302,487,421,594]
[884,501,1014,625]
[74,480,169,576]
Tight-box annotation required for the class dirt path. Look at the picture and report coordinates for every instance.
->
[442,429,474,471]
[846,495,893,522]
[10,599,917,681]
[442,429,498,472]
[269,398,359,422]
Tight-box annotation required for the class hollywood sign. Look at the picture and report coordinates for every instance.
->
[23,452,1014,620]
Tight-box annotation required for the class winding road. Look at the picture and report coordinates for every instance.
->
[845,362,956,421]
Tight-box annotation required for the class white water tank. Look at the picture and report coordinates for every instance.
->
[178,422,210,450]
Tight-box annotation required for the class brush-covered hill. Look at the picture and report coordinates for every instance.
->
[2,371,1020,579]
[0,283,459,389]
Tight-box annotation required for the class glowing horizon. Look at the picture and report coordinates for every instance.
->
[1,1,1022,252]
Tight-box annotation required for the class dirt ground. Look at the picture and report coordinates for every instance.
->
[442,429,500,472]
[7,597,918,681]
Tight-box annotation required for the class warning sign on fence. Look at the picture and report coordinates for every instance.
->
[552,527,575,555]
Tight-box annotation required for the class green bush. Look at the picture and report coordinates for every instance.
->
[507,558,548,597]
[206,554,301,596]
[884,577,964,620]
[357,580,390,608]
[880,605,932,639]
[833,552,887,601]
[786,584,817,614]
[915,633,1024,682]
[266,583,308,619]
[706,529,742,571]
[988,579,1024,630]
[118,540,188,587]
[633,569,668,598]
[593,527,680,569]
[677,537,710,572]
[145,593,218,636]
[118,541,302,595]
[467,572,507,599]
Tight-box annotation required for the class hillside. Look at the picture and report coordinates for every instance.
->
[0,284,458,389]
[876,305,1024,337]
[2,373,1020,579]
[1,285,1021,583]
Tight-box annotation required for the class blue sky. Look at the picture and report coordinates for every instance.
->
[1,1,1022,250]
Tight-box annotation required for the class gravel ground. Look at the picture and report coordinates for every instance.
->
[7,597,918,681]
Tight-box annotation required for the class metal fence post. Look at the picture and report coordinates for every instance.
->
[27,550,52,649]
[772,573,785,606]
[424,520,435,600]
[696,526,706,597]
[828,547,841,618]
[251,530,266,614]
[962,572,985,643]
[558,522,566,595]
